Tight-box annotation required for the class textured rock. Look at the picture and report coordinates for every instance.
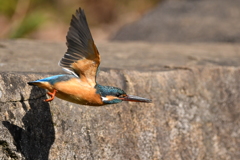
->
[112,0,240,42]
[1,40,240,159]
[1,68,240,159]
[1,40,240,73]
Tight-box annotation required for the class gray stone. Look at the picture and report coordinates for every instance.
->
[1,40,240,159]
[1,40,240,73]
[112,0,240,42]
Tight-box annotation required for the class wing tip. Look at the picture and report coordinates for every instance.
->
[60,7,99,83]
[74,7,85,18]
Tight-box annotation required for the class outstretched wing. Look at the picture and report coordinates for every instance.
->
[59,8,100,87]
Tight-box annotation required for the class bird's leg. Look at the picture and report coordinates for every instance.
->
[44,89,57,102]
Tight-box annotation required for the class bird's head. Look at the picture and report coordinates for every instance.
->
[95,84,151,105]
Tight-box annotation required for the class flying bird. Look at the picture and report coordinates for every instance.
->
[28,8,151,106]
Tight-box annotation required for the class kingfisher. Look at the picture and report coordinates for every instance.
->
[28,8,151,106]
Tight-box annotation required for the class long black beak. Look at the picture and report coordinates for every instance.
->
[122,95,152,103]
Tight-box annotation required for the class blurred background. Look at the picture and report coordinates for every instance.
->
[1,0,240,43]
[0,0,161,42]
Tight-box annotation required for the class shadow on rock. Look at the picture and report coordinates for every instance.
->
[2,86,55,160]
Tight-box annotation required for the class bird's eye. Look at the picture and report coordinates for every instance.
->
[118,94,127,98]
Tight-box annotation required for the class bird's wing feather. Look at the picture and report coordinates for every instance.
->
[59,8,100,87]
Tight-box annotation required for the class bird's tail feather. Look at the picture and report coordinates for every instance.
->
[27,81,38,86]
[27,81,50,89]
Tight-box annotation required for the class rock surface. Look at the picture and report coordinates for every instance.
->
[0,40,240,159]
[112,0,240,42]
[1,40,240,72]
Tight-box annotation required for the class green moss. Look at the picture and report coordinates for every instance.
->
[10,12,46,38]
[0,0,18,17]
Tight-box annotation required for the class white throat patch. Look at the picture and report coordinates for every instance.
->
[101,97,109,101]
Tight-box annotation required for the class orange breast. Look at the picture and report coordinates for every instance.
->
[52,78,104,106]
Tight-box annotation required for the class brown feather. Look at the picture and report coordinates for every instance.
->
[53,78,103,106]
[30,82,54,91]
[59,8,100,88]
[71,41,100,87]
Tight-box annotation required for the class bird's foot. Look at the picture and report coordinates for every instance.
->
[44,89,57,102]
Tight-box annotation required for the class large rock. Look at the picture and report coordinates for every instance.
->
[1,40,240,159]
[112,0,240,42]
[1,40,240,72]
